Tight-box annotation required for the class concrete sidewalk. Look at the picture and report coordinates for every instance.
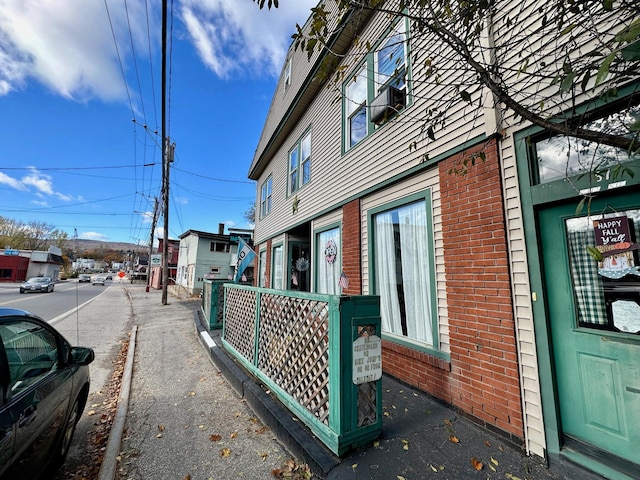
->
[112,287,605,480]
[112,287,297,480]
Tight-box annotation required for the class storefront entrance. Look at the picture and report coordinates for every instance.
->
[538,192,639,476]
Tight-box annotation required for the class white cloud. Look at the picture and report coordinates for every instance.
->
[0,0,317,101]
[139,211,154,223]
[22,169,54,195]
[0,0,146,101]
[0,168,78,203]
[0,171,27,190]
[179,0,317,78]
[80,231,108,241]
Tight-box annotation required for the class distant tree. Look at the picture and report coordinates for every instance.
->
[243,203,256,224]
[0,216,27,249]
[0,217,68,251]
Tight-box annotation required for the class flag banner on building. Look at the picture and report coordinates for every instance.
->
[233,238,256,283]
[339,270,349,289]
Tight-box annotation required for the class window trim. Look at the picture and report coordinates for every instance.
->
[260,176,273,218]
[288,129,312,195]
[342,17,410,152]
[367,190,443,357]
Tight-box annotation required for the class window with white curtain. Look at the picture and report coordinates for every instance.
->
[373,199,435,346]
[272,244,283,289]
[316,227,340,294]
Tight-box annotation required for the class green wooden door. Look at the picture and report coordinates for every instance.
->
[539,193,640,471]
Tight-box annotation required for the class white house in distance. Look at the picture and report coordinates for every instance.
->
[174,225,253,296]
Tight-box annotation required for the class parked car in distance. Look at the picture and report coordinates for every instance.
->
[92,277,106,286]
[0,308,95,479]
[78,274,91,283]
[19,277,54,294]
[105,274,113,280]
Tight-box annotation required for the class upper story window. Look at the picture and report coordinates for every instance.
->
[260,176,272,218]
[344,20,409,151]
[210,242,229,253]
[283,58,292,93]
[346,68,368,148]
[289,130,312,194]
[375,27,407,93]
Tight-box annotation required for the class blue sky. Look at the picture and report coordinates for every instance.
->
[0,0,316,246]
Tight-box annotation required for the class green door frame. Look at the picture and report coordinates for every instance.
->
[514,109,640,478]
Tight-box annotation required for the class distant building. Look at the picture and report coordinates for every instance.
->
[173,224,253,297]
[0,246,64,282]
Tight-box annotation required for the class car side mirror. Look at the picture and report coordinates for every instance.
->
[69,346,95,366]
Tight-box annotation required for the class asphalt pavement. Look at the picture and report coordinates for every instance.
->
[98,286,606,480]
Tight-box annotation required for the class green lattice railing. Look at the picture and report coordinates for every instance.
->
[222,284,382,456]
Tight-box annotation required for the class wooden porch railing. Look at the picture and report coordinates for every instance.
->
[219,283,382,456]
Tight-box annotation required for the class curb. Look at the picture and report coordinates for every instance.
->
[193,309,340,479]
[98,325,138,480]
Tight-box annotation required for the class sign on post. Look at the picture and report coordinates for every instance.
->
[352,335,382,385]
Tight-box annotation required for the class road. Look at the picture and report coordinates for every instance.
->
[0,279,136,478]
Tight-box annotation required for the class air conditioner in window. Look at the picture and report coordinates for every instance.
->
[370,86,405,124]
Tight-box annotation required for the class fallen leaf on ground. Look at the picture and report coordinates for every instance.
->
[158,425,165,431]
[470,457,483,471]
[230,431,238,438]
[352,463,358,470]
[449,435,460,443]
[220,447,231,458]
[484,440,492,447]
[505,474,522,480]
[402,439,409,450]
[491,457,499,465]
[260,452,269,461]
[209,434,222,442]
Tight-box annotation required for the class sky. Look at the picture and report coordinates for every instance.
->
[0,0,317,247]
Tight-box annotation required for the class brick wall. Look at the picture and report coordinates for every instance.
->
[381,138,524,440]
[341,199,362,295]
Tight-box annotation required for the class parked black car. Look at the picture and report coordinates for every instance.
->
[0,308,94,479]
[19,277,54,294]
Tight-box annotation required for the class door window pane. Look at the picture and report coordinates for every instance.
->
[565,209,640,332]
[317,228,340,294]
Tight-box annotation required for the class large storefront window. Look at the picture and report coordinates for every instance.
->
[373,199,434,346]
[566,209,640,333]
[316,227,340,294]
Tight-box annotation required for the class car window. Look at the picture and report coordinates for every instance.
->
[0,321,59,395]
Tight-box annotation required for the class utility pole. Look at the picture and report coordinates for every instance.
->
[146,196,158,292]
[161,0,168,305]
